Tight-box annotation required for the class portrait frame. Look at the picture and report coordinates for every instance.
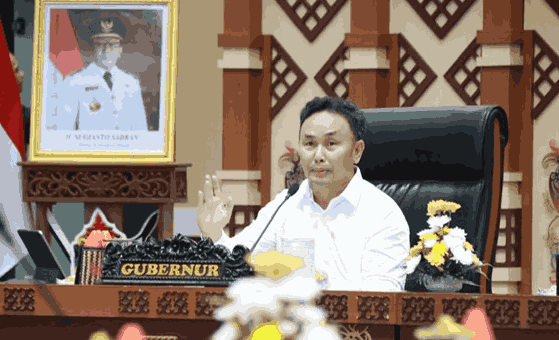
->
[29,0,178,163]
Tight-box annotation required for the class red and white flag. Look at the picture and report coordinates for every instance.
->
[0,20,34,278]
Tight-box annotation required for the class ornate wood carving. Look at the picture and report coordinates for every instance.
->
[398,35,437,107]
[195,292,226,317]
[494,209,522,267]
[532,31,559,119]
[147,337,178,340]
[118,290,150,314]
[224,205,262,237]
[157,291,188,316]
[20,163,190,203]
[400,297,435,324]
[339,324,373,340]
[444,38,481,105]
[357,296,390,322]
[315,294,349,321]
[275,0,349,43]
[405,0,477,40]
[315,42,349,100]
[528,299,559,327]
[442,298,477,323]
[270,36,307,120]
[484,299,520,327]
[3,288,35,312]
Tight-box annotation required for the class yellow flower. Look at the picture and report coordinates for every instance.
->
[427,200,462,216]
[472,254,480,265]
[408,243,424,259]
[245,251,304,279]
[442,226,450,234]
[248,321,284,340]
[420,233,438,241]
[464,241,474,251]
[425,242,448,267]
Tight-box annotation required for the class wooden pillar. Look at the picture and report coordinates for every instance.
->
[477,0,533,295]
[217,0,271,204]
[344,0,398,108]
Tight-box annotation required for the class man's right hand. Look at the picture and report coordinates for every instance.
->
[196,174,234,242]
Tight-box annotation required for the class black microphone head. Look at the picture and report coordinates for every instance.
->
[287,183,300,197]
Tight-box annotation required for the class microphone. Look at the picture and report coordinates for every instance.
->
[250,183,300,253]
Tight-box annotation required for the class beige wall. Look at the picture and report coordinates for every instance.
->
[526,0,559,295]
[174,0,224,214]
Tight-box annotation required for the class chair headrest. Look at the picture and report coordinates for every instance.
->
[358,106,508,182]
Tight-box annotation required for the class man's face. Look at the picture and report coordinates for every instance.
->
[96,43,122,68]
[299,110,364,188]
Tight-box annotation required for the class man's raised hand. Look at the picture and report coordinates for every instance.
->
[196,174,233,242]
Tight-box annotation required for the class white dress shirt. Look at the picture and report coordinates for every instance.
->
[216,167,410,292]
[55,63,147,131]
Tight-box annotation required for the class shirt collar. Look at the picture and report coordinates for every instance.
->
[300,167,364,210]
[89,62,117,76]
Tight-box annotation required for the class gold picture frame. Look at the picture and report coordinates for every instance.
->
[29,0,178,163]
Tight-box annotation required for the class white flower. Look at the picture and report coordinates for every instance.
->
[427,215,451,228]
[211,322,240,340]
[443,234,465,250]
[418,228,436,237]
[274,270,321,302]
[405,255,421,274]
[299,323,341,340]
[451,247,473,266]
[447,227,467,239]
[287,305,327,327]
[424,239,437,248]
[214,277,282,324]
[278,320,298,337]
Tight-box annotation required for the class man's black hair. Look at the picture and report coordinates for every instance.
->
[299,97,366,141]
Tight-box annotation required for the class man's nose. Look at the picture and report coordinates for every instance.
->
[313,145,325,162]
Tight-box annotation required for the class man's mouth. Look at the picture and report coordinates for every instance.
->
[313,169,330,175]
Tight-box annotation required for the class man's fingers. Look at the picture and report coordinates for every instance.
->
[204,174,213,202]
[212,175,222,195]
[197,190,204,211]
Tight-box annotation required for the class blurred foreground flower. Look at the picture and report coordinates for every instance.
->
[212,251,340,340]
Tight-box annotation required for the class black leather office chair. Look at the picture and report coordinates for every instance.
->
[358,105,509,294]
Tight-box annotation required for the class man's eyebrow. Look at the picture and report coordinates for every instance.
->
[303,130,339,139]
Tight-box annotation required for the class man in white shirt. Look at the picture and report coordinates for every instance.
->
[54,20,147,131]
[197,97,410,291]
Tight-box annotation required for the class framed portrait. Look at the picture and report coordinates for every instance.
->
[29,0,178,163]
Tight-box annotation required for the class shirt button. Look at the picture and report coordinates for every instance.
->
[115,126,119,130]
[111,95,115,100]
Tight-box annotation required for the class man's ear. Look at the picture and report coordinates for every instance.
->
[352,139,365,164]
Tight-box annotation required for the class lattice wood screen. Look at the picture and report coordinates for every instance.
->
[494,209,522,268]
[398,35,437,107]
[270,36,307,120]
[315,42,349,99]
[444,38,481,105]
[224,205,262,237]
[532,31,559,119]
[275,0,349,42]
[405,0,477,40]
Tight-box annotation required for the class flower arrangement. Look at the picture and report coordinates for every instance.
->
[405,200,487,290]
[211,251,340,340]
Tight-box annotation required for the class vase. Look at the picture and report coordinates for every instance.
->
[424,276,463,292]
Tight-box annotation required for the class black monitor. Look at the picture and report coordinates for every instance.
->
[17,230,67,283]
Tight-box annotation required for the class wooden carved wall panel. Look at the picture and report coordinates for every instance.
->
[494,209,522,267]
[224,205,261,237]
[147,337,178,340]
[444,38,481,105]
[545,0,559,18]
[400,297,435,324]
[405,0,477,40]
[315,294,349,321]
[532,31,559,119]
[3,288,35,312]
[528,299,559,327]
[484,299,520,328]
[195,292,225,318]
[442,298,477,323]
[176,171,187,200]
[119,290,150,315]
[357,296,390,322]
[271,36,307,120]
[157,291,188,316]
[275,0,349,43]
[315,42,350,100]
[398,35,437,107]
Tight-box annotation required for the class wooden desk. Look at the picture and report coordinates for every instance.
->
[1,284,559,339]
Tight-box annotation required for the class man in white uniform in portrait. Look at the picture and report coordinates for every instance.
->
[58,20,147,131]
